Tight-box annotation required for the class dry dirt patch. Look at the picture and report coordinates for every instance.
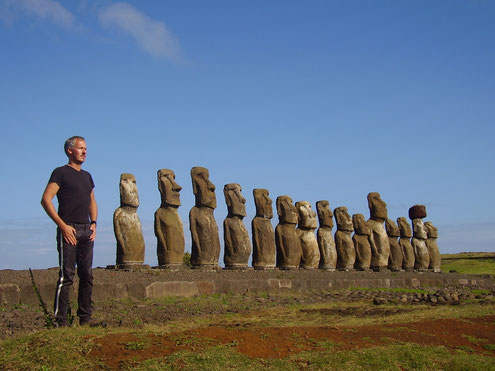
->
[87,315,495,369]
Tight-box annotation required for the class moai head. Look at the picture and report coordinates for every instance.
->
[224,183,246,217]
[352,213,370,235]
[295,201,317,229]
[316,200,333,229]
[276,195,298,225]
[334,206,353,232]
[367,192,388,221]
[397,217,412,238]
[120,173,139,208]
[412,219,427,240]
[253,188,273,219]
[191,166,216,209]
[424,222,438,239]
[409,204,427,220]
[385,219,400,238]
[157,169,182,207]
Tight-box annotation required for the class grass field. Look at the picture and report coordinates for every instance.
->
[1,252,495,370]
[1,295,495,370]
[441,252,495,275]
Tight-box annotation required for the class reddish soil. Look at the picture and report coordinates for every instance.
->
[88,315,495,370]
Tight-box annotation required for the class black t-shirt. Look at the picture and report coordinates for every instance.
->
[48,165,95,224]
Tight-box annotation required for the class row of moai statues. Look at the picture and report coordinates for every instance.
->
[112,167,441,272]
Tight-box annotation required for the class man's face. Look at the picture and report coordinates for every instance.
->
[68,139,87,164]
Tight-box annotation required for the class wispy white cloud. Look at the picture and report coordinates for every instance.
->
[98,2,181,61]
[1,0,75,28]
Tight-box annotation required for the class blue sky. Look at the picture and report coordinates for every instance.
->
[1,0,494,270]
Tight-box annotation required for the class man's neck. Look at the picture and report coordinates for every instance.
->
[67,161,82,171]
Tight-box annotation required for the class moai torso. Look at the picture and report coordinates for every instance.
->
[316,201,337,271]
[154,169,185,268]
[275,196,301,269]
[189,167,220,268]
[386,219,403,272]
[296,201,320,269]
[223,183,251,269]
[412,218,430,271]
[425,221,441,273]
[251,189,276,270]
[397,217,415,271]
[114,173,145,267]
[367,192,390,271]
[352,214,371,271]
[334,206,355,271]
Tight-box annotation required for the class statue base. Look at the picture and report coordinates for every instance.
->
[371,266,390,272]
[191,264,221,271]
[253,266,276,271]
[153,264,185,271]
[106,264,151,271]
[319,265,336,272]
[277,265,299,270]
[223,266,253,271]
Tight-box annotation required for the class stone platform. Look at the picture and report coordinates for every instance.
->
[0,268,493,307]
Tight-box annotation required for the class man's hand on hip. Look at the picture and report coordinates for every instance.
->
[61,224,77,245]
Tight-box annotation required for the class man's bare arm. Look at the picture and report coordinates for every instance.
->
[89,190,98,241]
[41,182,77,245]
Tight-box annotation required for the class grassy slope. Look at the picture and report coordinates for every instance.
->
[1,300,495,370]
[441,252,495,275]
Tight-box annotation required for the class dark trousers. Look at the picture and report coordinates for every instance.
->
[54,223,94,325]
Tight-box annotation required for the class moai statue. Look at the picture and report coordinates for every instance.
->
[352,214,371,271]
[409,205,429,271]
[296,201,320,269]
[113,173,146,269]
[275,196,301,269]
[251,189,276,270]
[154,169,185,269]
[223,183,251,269]
[424,221,441,273]
[386,219,403,272]
[367,192,390,271]
[397,217,415,272]
[189,167,220,269]
[316,200,337,271]
[334,206,355,271]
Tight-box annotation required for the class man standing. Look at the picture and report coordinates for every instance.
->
[41,136,97,327]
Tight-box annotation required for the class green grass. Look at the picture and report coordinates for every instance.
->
[440,258,495,275]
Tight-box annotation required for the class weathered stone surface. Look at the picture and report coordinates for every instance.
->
[398,217,415,271]
[114,173,145,267]
[296,201,320,269]
[252,189,276,270]
[154,169,185,268]
[367,192,390,271]
[223,183,251,269]
[316,200,337,271]
[275,196,301,269]
[412,218,430,271]
[146,281,199,298]
[334,206,355,271]
[409,204,427,220]
[352,214,371,271]
[189,167,220,268]
[425,221,441,273]
[386,219,403,272]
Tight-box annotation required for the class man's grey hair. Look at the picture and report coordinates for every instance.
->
[64,136,85,156]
